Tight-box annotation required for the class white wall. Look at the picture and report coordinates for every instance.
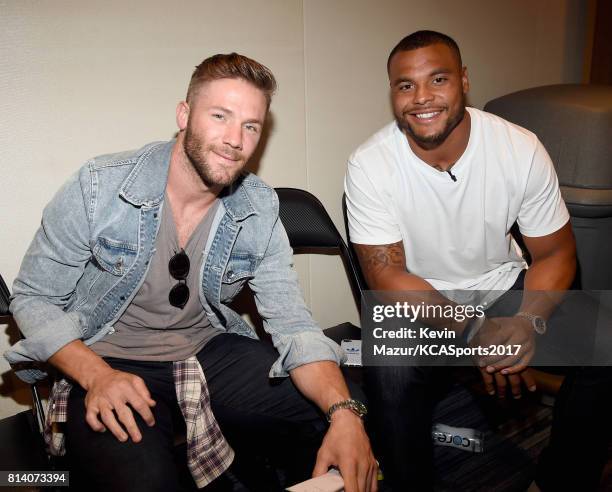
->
[0,0,586,417]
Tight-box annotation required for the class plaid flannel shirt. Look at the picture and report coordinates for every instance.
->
[43,356,234,488]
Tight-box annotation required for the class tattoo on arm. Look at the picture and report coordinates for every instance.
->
[353,242,406,285]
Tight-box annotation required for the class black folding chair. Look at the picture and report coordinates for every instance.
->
[0,274,52,474]
[1,274,47,437]
[275,187,366,341]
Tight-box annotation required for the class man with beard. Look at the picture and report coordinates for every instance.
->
[345,31,610,491]
[6,53,377,492]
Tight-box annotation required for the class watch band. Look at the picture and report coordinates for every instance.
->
[326,399,367,422]
[515,311,547,335]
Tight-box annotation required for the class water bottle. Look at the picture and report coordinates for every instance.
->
[432,423,484,453]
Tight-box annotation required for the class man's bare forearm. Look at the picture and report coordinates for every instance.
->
[353,242,434,291]
[290,360,351,412]
[523,247,576,293]
[48,340,113,390]
[292,361,377,491]
[352,242,469,331]
[520,222,577,318]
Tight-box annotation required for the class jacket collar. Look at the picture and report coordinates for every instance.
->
[120,140,257,221]
[119,140,174,207]
[221,174,257,222]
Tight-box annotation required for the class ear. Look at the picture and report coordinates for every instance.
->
[176,101,189,131]
[461,66,470,95]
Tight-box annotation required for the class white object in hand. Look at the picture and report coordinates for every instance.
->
[286,469,344,492]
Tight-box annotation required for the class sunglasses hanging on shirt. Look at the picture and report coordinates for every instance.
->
[169,249,190,309]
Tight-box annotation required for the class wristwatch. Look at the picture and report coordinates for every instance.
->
[515,312,547,335]
[326,399,368,422]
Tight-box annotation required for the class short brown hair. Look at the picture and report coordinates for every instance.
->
[186,53,277,108]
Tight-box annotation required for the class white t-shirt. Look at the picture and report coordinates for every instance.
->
[345,107,569,297]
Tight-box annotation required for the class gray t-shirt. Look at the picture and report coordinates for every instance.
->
[91,197,223,360]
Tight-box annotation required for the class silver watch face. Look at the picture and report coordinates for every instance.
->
[350,400,367,417]
[517,312,547,335]
[533,316,547,335]
[327,399,368,422]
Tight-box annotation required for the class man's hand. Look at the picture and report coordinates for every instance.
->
[470,317,537,399]
[84,367,156,443]
[471,316,536,374]
[48,340,157,443]
[289,361,377,492]
[312,410,378,492]
[478,366,537,399]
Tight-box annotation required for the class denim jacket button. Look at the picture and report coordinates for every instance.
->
[227,271,234,279]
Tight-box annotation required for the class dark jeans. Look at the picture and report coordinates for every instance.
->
[365,273,612,491]
[65,333,329,491]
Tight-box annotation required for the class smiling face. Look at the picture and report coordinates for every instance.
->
[388,43,469,150]
[176,77,267,188]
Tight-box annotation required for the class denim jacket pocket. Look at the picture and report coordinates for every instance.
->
[92,236,138,276]
[220,255,258,302]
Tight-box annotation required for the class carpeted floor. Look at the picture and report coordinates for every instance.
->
[428,378,611,492]
[431,383,551,492]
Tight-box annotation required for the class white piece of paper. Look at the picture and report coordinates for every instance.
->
[286,469,344,492]
[340,339,362,366]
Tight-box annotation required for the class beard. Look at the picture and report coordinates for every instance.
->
[398,98,466,150]
[182,125,245,188]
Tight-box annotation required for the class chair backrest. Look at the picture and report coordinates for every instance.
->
[485,84,612,289]
[0,274,10,316]
[275,188,366,310]
[341,193,370,288]
[0,274,47,436]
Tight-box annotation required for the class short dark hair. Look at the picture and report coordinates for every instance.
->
[186,53,277,108]
[387,30,462,72]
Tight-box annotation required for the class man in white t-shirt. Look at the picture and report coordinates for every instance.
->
[345,31,610,491]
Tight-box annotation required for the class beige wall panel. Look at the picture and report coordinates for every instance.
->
[0,0,587,418]
[303,0,586,330]
[0,0,307,418]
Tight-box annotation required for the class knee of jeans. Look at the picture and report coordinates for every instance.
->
[365,366,433,400]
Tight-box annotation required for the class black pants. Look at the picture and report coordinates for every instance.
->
[366,366,612,491]
[365,273,612,491]
[65,333,329,491]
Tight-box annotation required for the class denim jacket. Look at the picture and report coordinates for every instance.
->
[5,140,344,383]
